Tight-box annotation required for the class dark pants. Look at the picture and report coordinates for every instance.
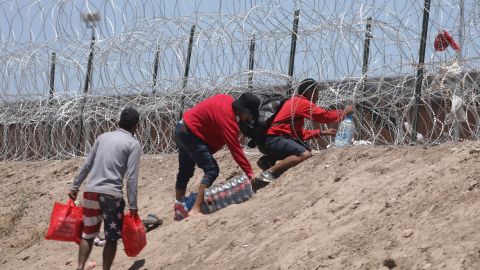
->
[256,135,310,164]
[175,121,219,190]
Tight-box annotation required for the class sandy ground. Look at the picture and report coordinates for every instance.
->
[1,141,480,270]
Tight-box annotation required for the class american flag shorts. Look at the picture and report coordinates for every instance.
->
[82,192,125,242]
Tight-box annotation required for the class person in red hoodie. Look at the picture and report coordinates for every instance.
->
[174,93,258,219]
[256,78,354,183]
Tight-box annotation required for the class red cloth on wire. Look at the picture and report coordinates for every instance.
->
[434,30,460,51]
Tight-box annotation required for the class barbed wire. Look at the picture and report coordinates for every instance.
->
[1,0,479,160]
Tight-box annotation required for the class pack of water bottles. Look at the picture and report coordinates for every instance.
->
[202,174,254,214]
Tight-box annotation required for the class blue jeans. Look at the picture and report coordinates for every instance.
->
[175,121,219,190]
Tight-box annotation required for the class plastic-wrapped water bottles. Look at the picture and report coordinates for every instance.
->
[202,174,253,214]
[335,114,355,147]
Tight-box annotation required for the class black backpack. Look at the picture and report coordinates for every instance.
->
[239,93,288,146]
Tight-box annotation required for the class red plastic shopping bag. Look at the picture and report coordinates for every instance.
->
[122,213,147,257]
[45,199,83,244]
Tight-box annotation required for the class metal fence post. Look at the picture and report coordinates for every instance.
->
[359,17,372,140]
[179,25,196,119]
[287,9,300,95]
[152,46,160,95]
[48,52,56,158]
[412,0,431,143]
[248,34,256,90]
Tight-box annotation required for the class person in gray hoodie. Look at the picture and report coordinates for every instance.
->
[68,107,141,270]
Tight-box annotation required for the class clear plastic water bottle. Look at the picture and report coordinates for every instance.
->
[217,185,229,209]
[223,182,234,205]
[233,176,245,203]
[335,114,355,147]
[203,188,217,213]
[212,186,223,209]
[229,178,241,204]
[237,176,251,201]
[243,175,254,198]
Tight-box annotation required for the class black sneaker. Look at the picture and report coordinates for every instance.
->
[257,156,274,171]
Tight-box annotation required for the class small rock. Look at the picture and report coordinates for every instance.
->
[403,229,414,238]
[352,200,360,209]
[65,260,72,266]
[220,220,227,225]
[325,165,330,168]
[469,148,480,154]
[385,201,392,208]
[383,258,397,269]
[451,147,459,152]
[21,256,29,261]
[273,217,281,223]
[450,166,460,172]
[420,244,430,252]
[334,176,342,182]
[422,263,432,269]
[468,180,478,191]
[327,254,335,259]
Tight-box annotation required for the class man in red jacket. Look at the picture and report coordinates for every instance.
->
[256,78,354,182]
[174,94,257,219]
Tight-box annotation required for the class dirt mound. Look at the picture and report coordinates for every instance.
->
[1,142,480,269]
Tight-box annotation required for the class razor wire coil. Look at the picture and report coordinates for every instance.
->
[1,0,480,160]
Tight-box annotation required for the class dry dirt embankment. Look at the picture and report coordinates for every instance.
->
[1,141,480,269]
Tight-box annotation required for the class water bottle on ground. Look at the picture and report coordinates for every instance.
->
[243,175,254,198]
[203,188,216,213]
[216,185,228,209]
[212,186,223,209]
[335,114,355,147]
[223,182,234,205]
[229,178,242,204]
[237,176,251,201]
[233,176,246,203]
